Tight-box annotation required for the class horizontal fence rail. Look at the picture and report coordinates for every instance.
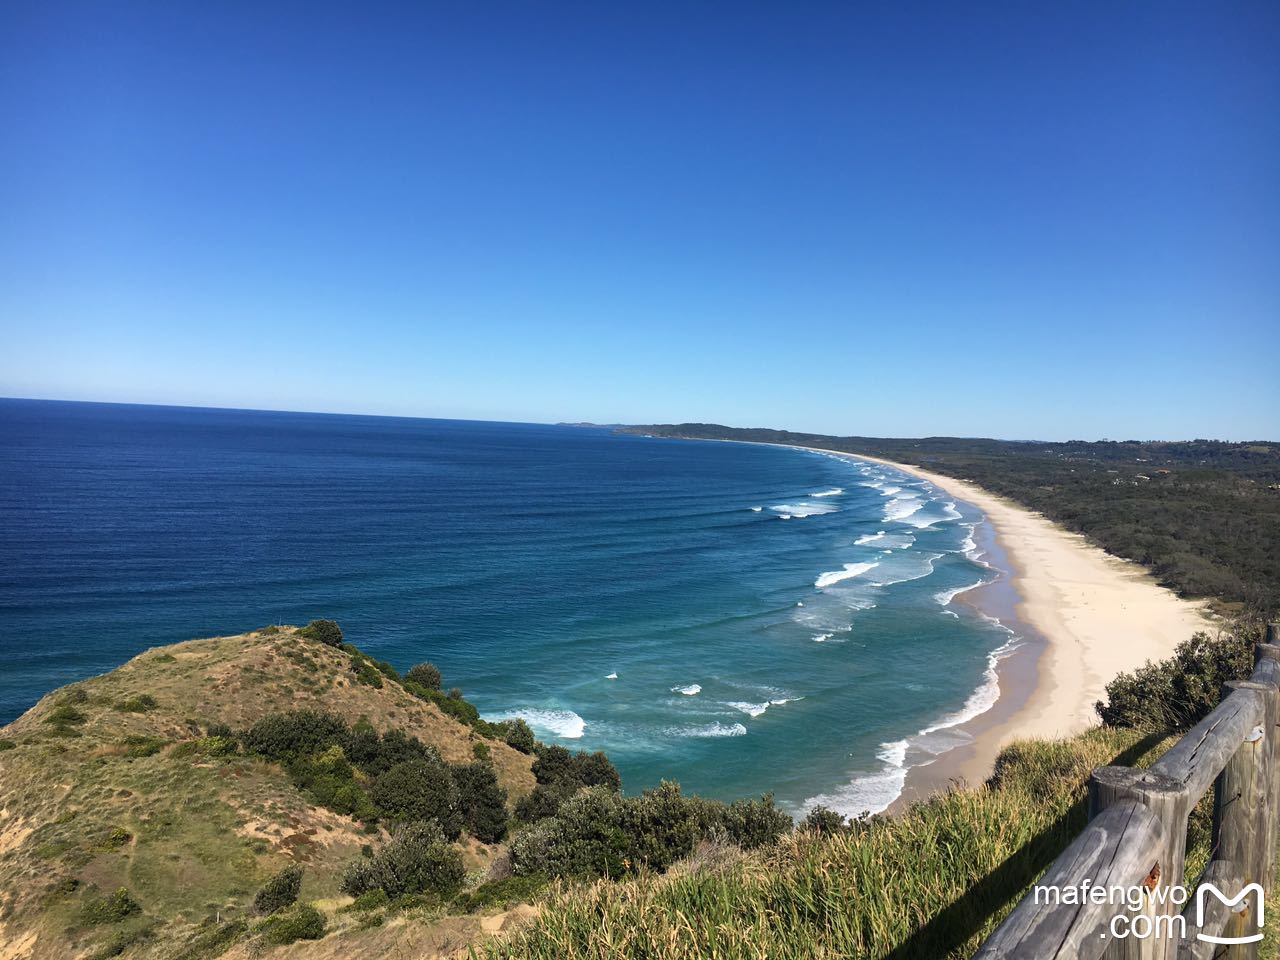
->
[976,625,1280,960]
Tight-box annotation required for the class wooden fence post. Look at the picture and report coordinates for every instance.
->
[1211,681,1270,959]
[1090,767,1189,960]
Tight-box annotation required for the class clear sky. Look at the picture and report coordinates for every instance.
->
[2,2,1277,440]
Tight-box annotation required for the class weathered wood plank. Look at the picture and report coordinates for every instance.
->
[1210,682,1269,960]
[1177,860,1242,960]
[1152,688,1265,806]
[973,799,1165,960]
[1090,768,1189,960]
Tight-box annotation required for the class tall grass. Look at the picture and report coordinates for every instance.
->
[482,727,1172,960]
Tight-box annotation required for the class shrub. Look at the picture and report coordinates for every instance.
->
[473,742,491,761]
[82,887,142,925]
[509,788,628,879]
[45,704,86,727]
[619,781,704,872]
[260,903,325,945]
[172,919,248,960]
[299,619,344,647]
[801,805,847,834]
[244,709,348,759]
[353,661,384,688]
[510,783,790,881]
[114,694,158,713]
[455,874,549,913]
[344,889,389,912]
[453,761,509,843]
[500,719,536,754]
[0,738,15,751]
[1096,629,1255,730]
[340,821,465,899]
[720,794,791,849]
[515,784,576,823]
[121,735,166,758]
[532,745,621,793]
[406,662,443,690]
[62,687,90,705]
[253,864,303,915]
[371,759,461,838]
[105,827,132,848]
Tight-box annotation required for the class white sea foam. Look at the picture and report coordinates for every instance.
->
[811,487,843,497]
[871,553,946,587]
[605,672,618,680]
[918,632,1020,738]
[672,684,702,696]
[883,498,925,522]
[907,500,964,529]
[728,696,802,717]
[801,739,910,818]
[934,580,986,606]
[667,722,747,738]
[770,501,838,518]
[814,561,880,589]
[813,632,834,643]
[496,709,586,740]
[779,514,793,520]
[804,626,1022,817]
[750,506,763,512]
[855,531,887,545]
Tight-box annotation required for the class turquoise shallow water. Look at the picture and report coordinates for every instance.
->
[0,399,1017,815]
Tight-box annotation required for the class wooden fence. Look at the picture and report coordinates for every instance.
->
[976,625,1280,960]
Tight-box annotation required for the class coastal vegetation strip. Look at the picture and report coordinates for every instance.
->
[618,423,1280,617]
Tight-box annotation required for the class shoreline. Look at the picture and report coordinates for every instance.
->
[798,447,1214,808]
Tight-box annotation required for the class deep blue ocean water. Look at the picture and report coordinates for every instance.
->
[0,399,1015,814]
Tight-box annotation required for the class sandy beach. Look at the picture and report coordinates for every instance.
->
[792,447,1215,808]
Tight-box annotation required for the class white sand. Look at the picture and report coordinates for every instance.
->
[843,450,1214,744]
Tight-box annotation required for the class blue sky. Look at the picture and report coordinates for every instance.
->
[2,2,1277,440]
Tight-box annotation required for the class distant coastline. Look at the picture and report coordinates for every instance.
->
[664,435,1214,806]
[807,445,1214,803]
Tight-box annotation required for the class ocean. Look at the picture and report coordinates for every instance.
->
[0,399,1018,816]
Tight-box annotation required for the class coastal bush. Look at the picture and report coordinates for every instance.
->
[510,787,628,879]
[340,821,465,899]
[720,794,791,849]
[510,782,788,881]
[172,920,248,960]
[260,904,325,945]
[487,726,1174,960]
[532,745,621,793]
[370,758,461,838]
[121,735,166,758]
[0,738,16,750]
[800,805,847,834]
[406,662,443,690]
[299,618,344,647]
[118,695,159,714]
[244,709,347,758]
[82,887,142,925]
[500,718,536,754]
[455,874,549,913]
[515,784,577,823]
[44,704,86,727]
[452,761,509,842]
[352,658,384,688]
[1095,628,1256,730]
[253,864,303,915]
